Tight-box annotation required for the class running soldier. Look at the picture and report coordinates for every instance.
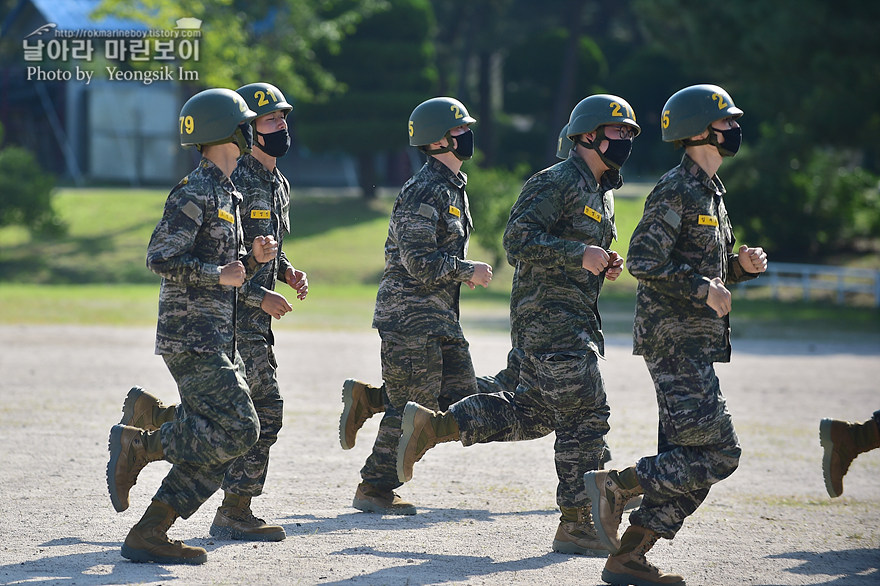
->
[346,97,493,515]
[106,88,277,564]
[396,95,638,555]
[584,84,768,585]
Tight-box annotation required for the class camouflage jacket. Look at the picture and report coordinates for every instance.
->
[503,155,617,356]
[232,154,294,344]
[147,158,260,355]
[372,157,476,336]
[627,154,758,362]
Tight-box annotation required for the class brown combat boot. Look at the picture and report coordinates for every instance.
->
[209,492,286,541]
[339,379,384,450]
[584,468,644,553]
[120,386,176,431]
[820,416,880,497]
[552,505,607,555]
[107,424,163,513]
[396,401,460,483]
[352,481,416,515]
[601,525,685,585]
[121,500,207,564]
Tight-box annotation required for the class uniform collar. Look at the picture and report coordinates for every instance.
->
[569,154,600,192]
[200,157,240,201]
[681,153,725,196]
[237,153,278,183]
[427,156,467,189]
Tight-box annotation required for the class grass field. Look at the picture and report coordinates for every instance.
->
[0,186,877,339]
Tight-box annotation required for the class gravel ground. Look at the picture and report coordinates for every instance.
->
[0,324,878,585]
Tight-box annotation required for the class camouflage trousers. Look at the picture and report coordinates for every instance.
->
[221,341,284,497]
[450,350,609,509]
[360,329,479,490]
[629,355,741,539]
[154,350,260,519]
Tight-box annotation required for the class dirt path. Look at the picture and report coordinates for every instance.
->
[0,325,877,585]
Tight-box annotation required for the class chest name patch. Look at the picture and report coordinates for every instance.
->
[583,205,602,222]
[251,209,271,219]
[698,215,719,227]
[218,209,235,224]
[448,205,461,218]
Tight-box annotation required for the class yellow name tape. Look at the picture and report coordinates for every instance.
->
[251,209,271,219]
[583,205,602,222]
[218,209,235,224]
[448,205,461,217]
[698,215,719,227]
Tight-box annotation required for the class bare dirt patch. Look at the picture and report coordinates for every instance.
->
[0,325,877,585]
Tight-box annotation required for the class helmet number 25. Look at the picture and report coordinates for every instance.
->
[179,115,194,135]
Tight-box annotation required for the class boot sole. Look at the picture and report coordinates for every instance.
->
[339,379,358,450]
[601,567,686,585]
[209,523,286,542]
[107,424,127,513]
[819,418,841,497]
[583,471,620,553]
[551,539,607,557]
[352,496,416,516]
[121,543,207,565]
[397,402,420,483]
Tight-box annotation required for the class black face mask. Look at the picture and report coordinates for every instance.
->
[600,138,633,170]
[234,122,253,156]
[256,128,291,158]
[452,129,474,161]
[716,125,741,157]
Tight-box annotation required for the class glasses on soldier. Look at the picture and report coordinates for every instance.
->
[605,125,635,140]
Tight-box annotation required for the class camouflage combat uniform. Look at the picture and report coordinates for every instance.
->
[626,153,757,538]
[448,154,614,509]
[363,156,479,490]
[146,158,262,519]
[221,152,294,497]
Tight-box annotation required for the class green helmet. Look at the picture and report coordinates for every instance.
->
[236,82,293,118]
[179,88,257,148]
[661,84,743,142]
[567,94,640,139]
[408,96,476,147]
[556,123,574,160]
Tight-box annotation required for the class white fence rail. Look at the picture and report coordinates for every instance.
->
[737,262,880,307]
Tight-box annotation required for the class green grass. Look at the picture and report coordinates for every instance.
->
[0,185,877,339]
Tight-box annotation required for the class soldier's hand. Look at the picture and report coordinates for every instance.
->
[470,262,493,288]
[738,244,768,274]
[261,290,293,319]
[582,245,610,275]
[706,276,732,317]
[286,267,309,300]
[219,261,246,287]
[252,235,278,263]
[605,250,625,281]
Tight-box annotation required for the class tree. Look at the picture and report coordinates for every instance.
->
[297,0,437,199]
[634,0,880,259]
[0,122,62,235]
[96,0,388,102]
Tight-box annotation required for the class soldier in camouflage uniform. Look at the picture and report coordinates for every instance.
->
[338,125,577,453]
[106,88,278,565]
[210,82,308,540]
[396,95,640,555]
[346,97,494,515]
[584,84,768,586]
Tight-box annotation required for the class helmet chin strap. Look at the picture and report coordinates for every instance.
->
[421,131,456,156]
[682,127,721,150]
[576,127,619,170]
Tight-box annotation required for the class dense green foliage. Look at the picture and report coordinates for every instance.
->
[0,123,61,235]
[86,0,880,261]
